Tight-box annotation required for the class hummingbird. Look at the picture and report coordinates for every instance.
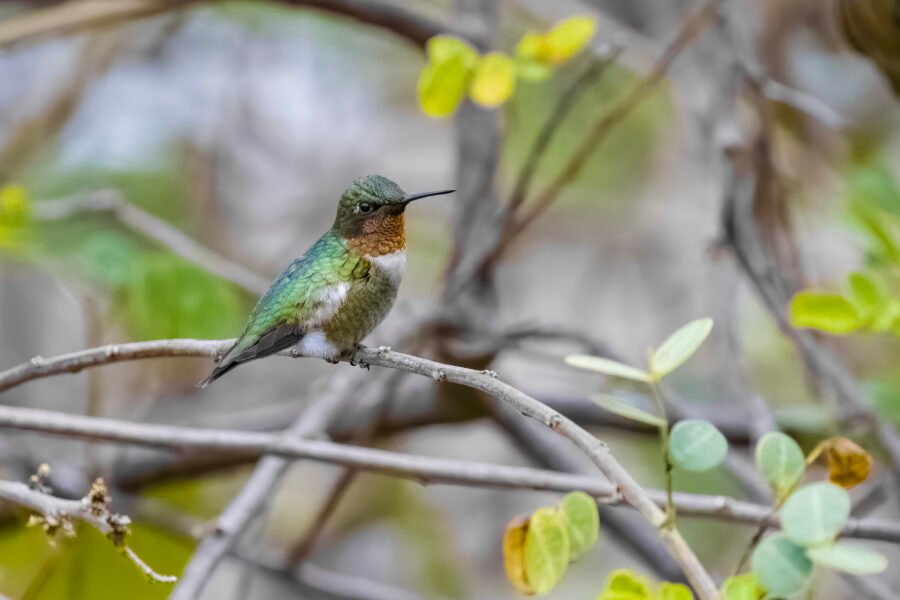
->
[198,175,453,388]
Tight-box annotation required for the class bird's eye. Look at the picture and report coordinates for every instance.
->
[358,202,373,214]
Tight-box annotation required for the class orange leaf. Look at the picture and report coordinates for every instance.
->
[503,515,534,595]
[826,437,872,489]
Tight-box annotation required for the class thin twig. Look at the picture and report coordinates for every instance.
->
[0,479,176,583]
[34,190,270,295]
[1,343,719,596]
[170,369,369,600]
[0,404,898,543]
[505,46,623,215]
[488,0,721,263]
[0,0,456,50]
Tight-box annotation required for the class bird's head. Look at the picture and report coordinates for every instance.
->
[333,175,453,240]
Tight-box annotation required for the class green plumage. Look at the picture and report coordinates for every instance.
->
[198,174,453,388]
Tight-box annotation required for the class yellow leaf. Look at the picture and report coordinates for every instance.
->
[426,35,479,66]
[825,437,872,489]
[597,568,653,600]
[470,52,516,108]
[516,32,549,62]
[502,515,534,595]
[418,36,479,118]
[0,184,31,249]
[545,16,596,65]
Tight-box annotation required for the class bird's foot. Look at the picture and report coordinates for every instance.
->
[350,344,370,370]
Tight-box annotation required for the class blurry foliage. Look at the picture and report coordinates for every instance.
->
[334,477,466,598]
[746,434,883,596]
[502,61,668,204]
[115,254,243,341]
[790,163,900,336]
[417,17,596,117]
[0,184,31,252]
[834,0,900,95]
[4,167,247,341]
[502,492,600,595]
[595,568,692,600]
[0,521,190,599]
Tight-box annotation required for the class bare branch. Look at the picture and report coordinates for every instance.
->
[0,338,233,394]
[34,190,270,295]
[0,0,455,50]
[171,369,366,599]
[0,404,898,543]
[0,478,176,583]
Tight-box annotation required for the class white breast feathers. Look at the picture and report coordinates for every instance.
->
[367,250,406,285]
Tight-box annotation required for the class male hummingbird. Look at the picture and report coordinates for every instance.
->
[198,175,453,387]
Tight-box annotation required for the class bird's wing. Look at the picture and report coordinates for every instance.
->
[214,236,369,371]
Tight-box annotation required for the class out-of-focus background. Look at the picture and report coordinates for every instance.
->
[0,0,899,598]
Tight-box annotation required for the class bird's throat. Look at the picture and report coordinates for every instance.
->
[346,212,406,256]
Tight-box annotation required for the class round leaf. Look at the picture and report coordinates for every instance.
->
[545,16,596,64]
[659,582,694,600]
[565,354,651,382]
[825,437,872,489]
[649,318,713,377]
[669,419,728,472]
[426,35,479,65]
[515,59,552,82]
[807,542,888,575]
[781,482,850,546]
[847,271,889,316]
[721,573,765,600]
[589,394,665,428]
[789,291,861,334]
[754,431,805,498]
[418,36,479,118]
[524,507,569,594]
[470,52,516,108]
[515,32,547,61]
[558,492,599,561]
[502,515,534,594]
[597,568,653,600]
[751,533,813,597]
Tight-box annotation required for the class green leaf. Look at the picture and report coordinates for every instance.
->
[589,394,665,428]
[426,35,479,65]
[806,542,888,575]
[417,36,479,118]
[557,492,599,561]
[524,507,569,594]
[668,419,728,472]
[751,533,814,597]
[847,271,889,317]
[789,291,861,334]
[119,254,243,340]
[781,482,850,546]
[754,431,805,498]
[658,582,694,600]
[515,59,552,82]
[469,52,516,108]
[721,573,765,600]
[649,318,713,378]
[545,16,596,64]
[596,568,653,600]
[565,354,651,382]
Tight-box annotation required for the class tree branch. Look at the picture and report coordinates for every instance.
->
[34,190,270,295]
[0,478,176,583]
[0,0,454,50]
[0,404,897,543]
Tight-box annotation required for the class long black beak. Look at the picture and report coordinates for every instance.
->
[402,189,455,205]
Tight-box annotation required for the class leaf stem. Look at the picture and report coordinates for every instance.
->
[650,380,675,524]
